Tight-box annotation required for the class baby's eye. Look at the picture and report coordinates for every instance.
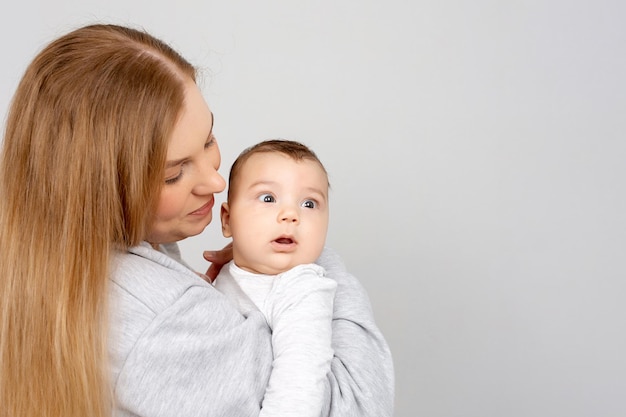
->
[302,200,316,209]
[259,194,276,203]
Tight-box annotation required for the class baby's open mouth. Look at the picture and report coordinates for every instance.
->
[274,237,294,244]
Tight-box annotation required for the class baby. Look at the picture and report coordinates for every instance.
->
[214,139,336,417]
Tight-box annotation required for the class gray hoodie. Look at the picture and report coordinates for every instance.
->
[109,242,394,417]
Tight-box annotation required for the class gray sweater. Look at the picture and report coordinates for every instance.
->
[109,242,394,417]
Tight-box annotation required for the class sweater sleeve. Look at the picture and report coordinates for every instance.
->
[109,248,274,417]
[112,283,273,417]
[316,247,395,417]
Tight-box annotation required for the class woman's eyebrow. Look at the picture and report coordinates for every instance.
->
[165,158,187,169]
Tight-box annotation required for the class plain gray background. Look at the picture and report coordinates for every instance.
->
[2,1,625,416]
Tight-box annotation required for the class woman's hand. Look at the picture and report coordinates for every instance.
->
[203,242,233,282]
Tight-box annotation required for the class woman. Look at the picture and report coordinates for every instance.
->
[0,24,394,417]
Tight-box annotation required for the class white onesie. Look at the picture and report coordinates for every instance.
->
[214,260,337,417]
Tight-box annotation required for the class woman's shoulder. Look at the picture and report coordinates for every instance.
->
[108,242,246,387]
[110,242,212,313]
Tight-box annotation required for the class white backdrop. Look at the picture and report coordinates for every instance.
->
[2,1,626,416]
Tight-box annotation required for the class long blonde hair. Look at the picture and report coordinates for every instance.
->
[0,24,195,417]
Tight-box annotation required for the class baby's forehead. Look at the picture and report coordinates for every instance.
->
[234,152,328,188]
[242,151,325,173]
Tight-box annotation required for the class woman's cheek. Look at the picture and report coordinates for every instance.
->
[154,188,186,221]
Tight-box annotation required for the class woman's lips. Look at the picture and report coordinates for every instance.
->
[189,197,214,216]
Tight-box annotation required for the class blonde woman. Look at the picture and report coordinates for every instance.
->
[0,24,394,417]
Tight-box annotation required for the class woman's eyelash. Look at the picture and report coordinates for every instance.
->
[166,135,214,184]
[204,135,216,148]
[165,169,183,185]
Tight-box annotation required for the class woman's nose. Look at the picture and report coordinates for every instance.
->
[194,159,225,195]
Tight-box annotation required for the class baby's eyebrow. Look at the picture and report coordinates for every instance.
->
[305,187,328,200]
[247,180,277,188]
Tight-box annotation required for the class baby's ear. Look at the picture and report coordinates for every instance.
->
[220,202,232,238]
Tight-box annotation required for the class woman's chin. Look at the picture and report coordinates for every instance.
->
[187,218,213,238]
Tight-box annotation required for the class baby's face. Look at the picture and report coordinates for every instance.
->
[221,152,329,275]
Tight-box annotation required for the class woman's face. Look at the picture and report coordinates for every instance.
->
[146,78,226,245]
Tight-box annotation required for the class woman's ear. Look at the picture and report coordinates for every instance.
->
[220,202,232,238]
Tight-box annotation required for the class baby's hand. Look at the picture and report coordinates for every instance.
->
[203,242,233,282]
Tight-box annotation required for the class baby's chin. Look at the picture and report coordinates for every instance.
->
[240,256,316,276]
